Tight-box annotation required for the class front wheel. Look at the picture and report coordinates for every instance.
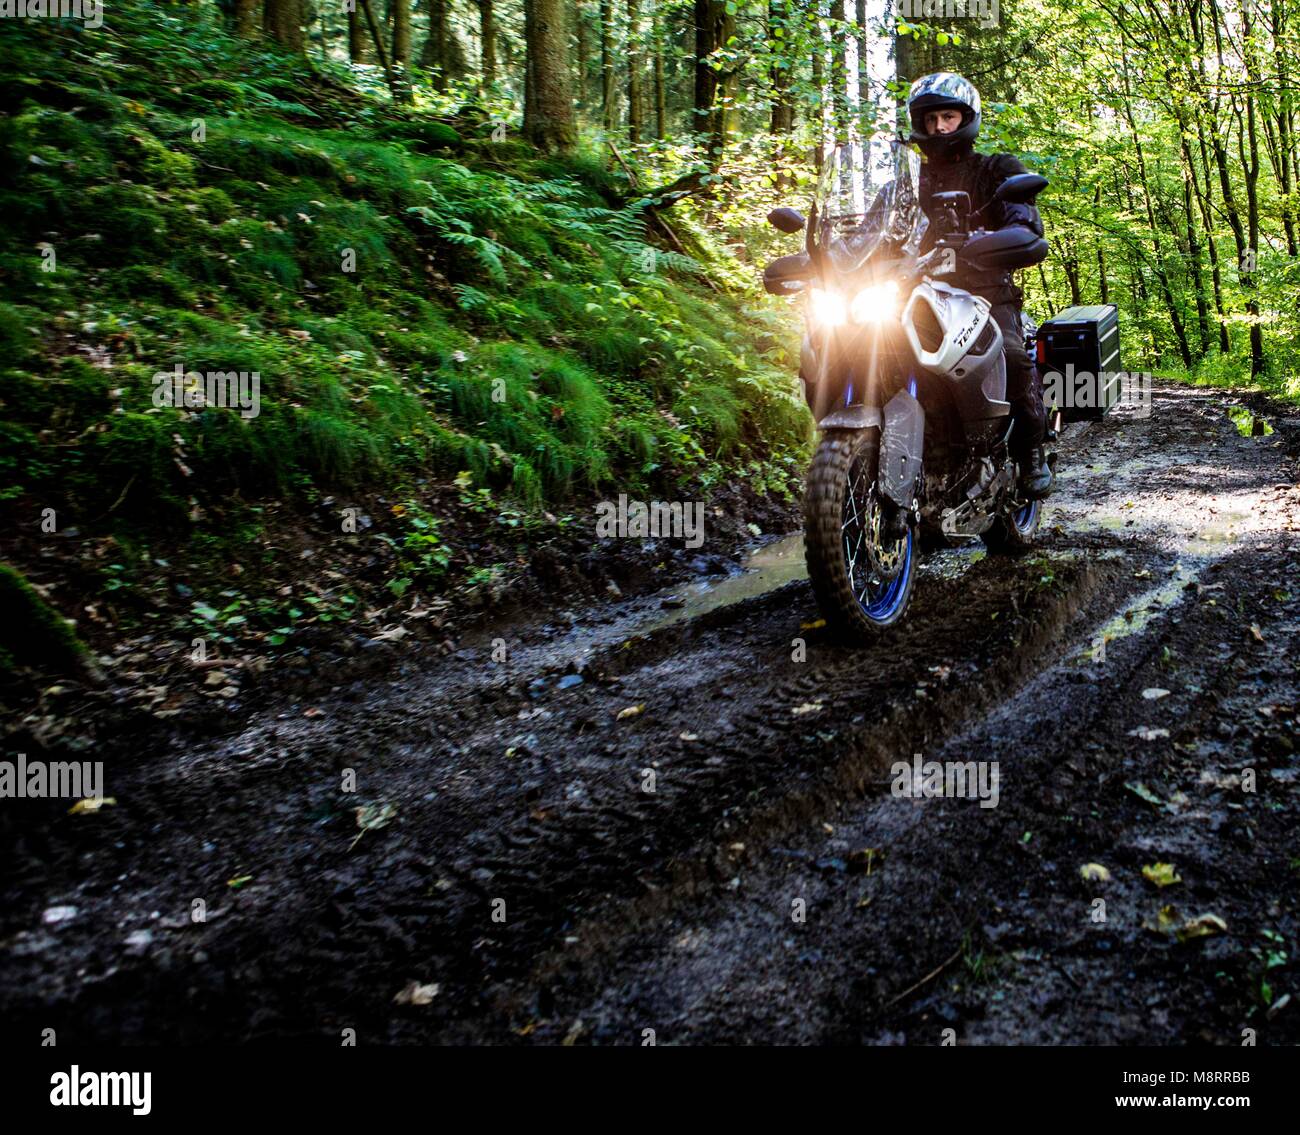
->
[804,428,917,640]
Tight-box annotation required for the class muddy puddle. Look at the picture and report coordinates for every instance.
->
[638,532,809,631]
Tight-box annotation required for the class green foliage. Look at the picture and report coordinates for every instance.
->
[0,0,811,597]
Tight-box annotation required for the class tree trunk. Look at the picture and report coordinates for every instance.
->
[833,0,848,140]
[420,0,445,90]
[479,0,496,87]
[768,0,794,134]
[694,0,735,166]
[524,0,577,152]
[810,0,827,168]
[264,0,303,50]
[235,0,258,38]
[628,0,644,143]
[653,3,666,140]
[599,0,615,131]
[575,1,588,107]
[390,0,412,102]
[1120,52,1191,368]
[347,3,365,61]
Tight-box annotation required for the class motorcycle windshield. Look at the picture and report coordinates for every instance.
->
[814,138,927,273]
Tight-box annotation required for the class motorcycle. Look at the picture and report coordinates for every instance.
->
[764,138,1059,639]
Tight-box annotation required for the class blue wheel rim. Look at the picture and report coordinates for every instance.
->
[862,528,913,621]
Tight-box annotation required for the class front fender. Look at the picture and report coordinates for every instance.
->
[817,404,883,431]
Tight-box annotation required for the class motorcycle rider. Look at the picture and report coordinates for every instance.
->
[907,72,1054,499]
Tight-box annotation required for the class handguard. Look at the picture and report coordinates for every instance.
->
[763,252,812,295]
[960,226,1049,273]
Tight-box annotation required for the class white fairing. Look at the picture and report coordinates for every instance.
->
[901,280,992,376]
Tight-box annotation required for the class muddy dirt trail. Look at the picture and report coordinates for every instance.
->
[2,384,1298,1046]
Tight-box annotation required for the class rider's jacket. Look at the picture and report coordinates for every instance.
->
[919,144,1044,307]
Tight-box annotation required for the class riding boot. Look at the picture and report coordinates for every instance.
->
[1017,444,1054,500]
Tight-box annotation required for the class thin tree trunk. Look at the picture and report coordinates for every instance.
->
[1176,129,1212,356]
[599,0,615,131]
[576,1,589,107]
[359,0,397,95]
[628,0,644,142]
[1120,52,1191,368]
[810,0,825,169]
[653,3,666,140]
[769,0,795,134]
[347,4,365,61]
[1093,183,1109,305]
[393,0,412,100]
[479,0,496,87]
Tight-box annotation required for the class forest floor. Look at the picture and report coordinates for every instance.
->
[1,382,1298,1045]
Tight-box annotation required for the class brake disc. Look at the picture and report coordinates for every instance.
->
[867,499,907,580]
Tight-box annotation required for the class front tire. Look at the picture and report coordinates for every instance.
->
[804,428,917,640]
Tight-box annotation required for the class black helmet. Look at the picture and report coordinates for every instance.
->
[907,72,981,159]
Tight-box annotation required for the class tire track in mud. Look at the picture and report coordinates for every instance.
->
[1,385,1296,1044]
[478,387,1300,1044]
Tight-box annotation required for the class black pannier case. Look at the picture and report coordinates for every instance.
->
[1034,303,1121,421]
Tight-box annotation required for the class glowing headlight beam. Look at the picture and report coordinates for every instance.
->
[849,281,901,324]
[809,288,849,328]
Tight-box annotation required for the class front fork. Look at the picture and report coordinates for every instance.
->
[878,387,925,539]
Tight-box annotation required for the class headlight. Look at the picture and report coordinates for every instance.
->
[850,281,901,324]
[809,288,848,328]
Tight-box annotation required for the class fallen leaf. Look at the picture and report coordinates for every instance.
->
[1128,726,1170,741]
[678,731,699,742]
[1176,913,1227,942]
[1143,904,1181,935]
[1250,623,1265,643]
[1125,781,1164,807]
[1080,862,1111,882]
[393,981,440,1006]
[1142,862,1182,888]
[68,796,117,815]
[350,802,398,851]
[1142,688,1171,700]
[791,702,823,716]
[616,704,644,720]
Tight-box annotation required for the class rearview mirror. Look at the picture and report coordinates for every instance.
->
[994,173,1048,205]
[767,207,806,234]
